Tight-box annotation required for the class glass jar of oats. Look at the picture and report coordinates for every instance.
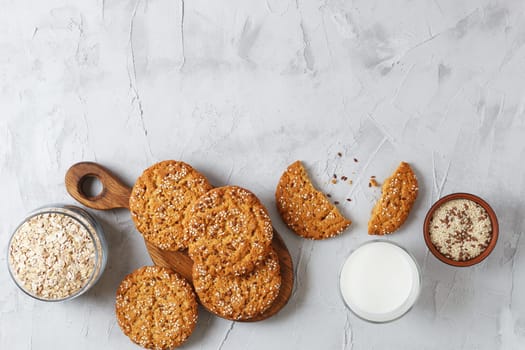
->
[7,205,107,302]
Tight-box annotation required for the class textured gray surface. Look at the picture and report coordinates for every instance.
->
[1,0,525,349]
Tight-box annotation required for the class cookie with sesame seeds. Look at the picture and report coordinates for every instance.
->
[193,249,281,320]
[275,160,351,240]
[115,266,198,350]
[129,160,212,251]
[368,162,418,235]
[185,186,273,276]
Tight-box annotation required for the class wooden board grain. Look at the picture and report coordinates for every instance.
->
[65,162,294,322]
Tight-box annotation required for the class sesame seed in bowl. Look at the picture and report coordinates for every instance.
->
[423,193,499,267]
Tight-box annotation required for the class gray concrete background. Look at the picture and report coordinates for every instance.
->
[1,0,524,349]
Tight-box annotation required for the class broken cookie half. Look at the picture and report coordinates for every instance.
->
[275,161,351,239]
[368,162,418,235]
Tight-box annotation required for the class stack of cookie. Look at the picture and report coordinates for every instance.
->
[185,186,281,320]
[116,161,281,349]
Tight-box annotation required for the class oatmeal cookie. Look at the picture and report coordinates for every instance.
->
[192,249,281,320]
[115,266,198,350]
[185,186,273,276]
[129,160,212,251]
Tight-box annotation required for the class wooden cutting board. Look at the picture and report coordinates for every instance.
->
[65,162,293,322]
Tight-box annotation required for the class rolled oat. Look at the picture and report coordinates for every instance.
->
[8,212,96,300]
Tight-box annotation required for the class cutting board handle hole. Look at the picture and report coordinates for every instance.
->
[80,175,104,199]
[65,162,131,210]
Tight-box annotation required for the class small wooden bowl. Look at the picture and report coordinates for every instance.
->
[423,193,499,267]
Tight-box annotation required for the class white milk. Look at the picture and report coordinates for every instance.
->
[339,240,420,322]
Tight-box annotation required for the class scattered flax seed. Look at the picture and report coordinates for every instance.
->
[369,178,379,187]
[8,213,96,300]
[334,201,340,205]
[326,194,332,198]
[353,158,358,163]
[429,199,492,261]
[337,152,342,157]
[333,174,337,179]
[341,176,348,181]
[346,198,352,202]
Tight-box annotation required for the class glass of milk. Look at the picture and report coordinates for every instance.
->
[339,240,421,323]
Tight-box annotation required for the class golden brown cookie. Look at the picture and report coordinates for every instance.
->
[115,266,198,350]
[185,186,273,276]
[368,162,418,235]
[129,160,212,251]
[193,249,281,320]
[275,160,351,239]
